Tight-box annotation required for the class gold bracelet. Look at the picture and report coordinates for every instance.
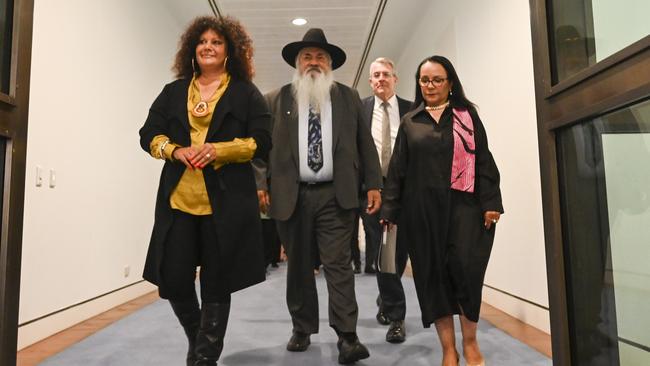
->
[159,140,170,159]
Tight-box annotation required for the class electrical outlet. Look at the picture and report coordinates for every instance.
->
[49,169,56,188]
[124,265,130,278]
[36,165,43,187]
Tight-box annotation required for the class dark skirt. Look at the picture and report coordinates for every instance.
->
[398,189,495,326]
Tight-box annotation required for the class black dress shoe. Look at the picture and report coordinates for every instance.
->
[376,311,390,325]
[337,335,370,364]
[364,265,377,274]
[286,331,310,352]
[386,320,406,343]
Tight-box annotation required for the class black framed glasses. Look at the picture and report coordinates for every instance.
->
[418,76,447,87]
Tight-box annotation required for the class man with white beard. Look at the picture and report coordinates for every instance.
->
[254,28,382,364]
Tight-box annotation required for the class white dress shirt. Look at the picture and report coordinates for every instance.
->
[371,94,400,162]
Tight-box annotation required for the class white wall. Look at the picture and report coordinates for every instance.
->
[355,0,428,97]
[387,0,550,332]
[18,0,191,348]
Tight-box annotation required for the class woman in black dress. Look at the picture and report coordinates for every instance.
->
[381,55,503,366]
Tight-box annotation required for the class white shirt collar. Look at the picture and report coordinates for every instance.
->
[374,94,397,110]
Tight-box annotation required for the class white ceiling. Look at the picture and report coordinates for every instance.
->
[160,0,427,95]
[217,0,380,93]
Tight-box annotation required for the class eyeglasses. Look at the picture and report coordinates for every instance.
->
[418,76,447,87]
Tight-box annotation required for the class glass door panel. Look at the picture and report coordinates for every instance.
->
[549,0,650,83]
[557,99,650,365]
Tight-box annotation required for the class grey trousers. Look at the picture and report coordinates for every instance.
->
[276,183,358,334]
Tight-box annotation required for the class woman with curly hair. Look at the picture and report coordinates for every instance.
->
[139,16,271,366]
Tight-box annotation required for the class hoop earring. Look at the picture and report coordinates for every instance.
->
[191,58,197,74]
[223,56,228,69]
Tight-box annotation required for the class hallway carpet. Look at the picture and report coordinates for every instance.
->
[40,264,551,365]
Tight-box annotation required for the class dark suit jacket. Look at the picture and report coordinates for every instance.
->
[361,95,412,129]
[258,82,382,221]
[139,77,271,293]
[359,95,412,191]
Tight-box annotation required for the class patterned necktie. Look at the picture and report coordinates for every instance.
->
[380,102,391,176]
[308,105,323,172]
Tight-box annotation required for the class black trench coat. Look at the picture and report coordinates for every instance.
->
[139,77,271,294]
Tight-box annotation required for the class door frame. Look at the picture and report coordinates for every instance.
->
[0,0,34,364]
[528,0,650,364]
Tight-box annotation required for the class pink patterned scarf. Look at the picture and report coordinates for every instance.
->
[450,108,475,192]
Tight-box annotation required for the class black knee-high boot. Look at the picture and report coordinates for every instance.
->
[170,294,201,366]
[194,302,230,366]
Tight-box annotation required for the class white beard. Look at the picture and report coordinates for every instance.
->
[292,68,334,113]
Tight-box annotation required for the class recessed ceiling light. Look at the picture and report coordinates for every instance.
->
[292,18,307,26]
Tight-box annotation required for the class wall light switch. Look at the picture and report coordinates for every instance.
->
[49,169,56,188]
[36,165,43,187]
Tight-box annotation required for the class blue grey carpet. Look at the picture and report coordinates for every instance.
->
[40,264,551,365]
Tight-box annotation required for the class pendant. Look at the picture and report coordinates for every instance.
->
[191,101,209,117]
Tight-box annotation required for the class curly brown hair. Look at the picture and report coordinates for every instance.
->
[173,16,254,81]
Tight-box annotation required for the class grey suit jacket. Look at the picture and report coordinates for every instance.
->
[255,82,382,221]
